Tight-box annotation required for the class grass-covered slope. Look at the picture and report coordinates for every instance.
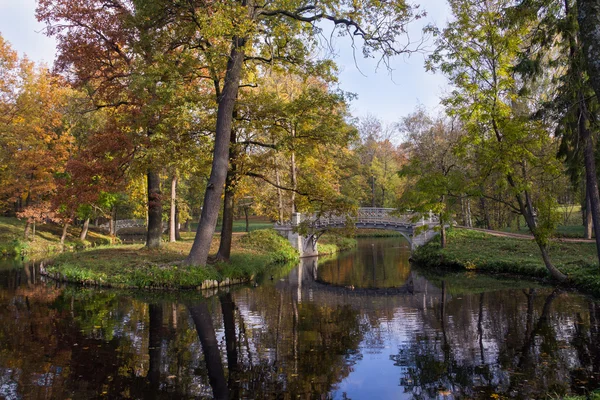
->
[42,229,299,290]
[412,228,600,296]
[0,216,113,256]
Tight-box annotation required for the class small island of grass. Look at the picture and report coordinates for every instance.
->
[40,229,356,290]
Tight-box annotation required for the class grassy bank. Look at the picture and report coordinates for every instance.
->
[190,218,273,233]
[0,217,114,257]
[43,229,299,290]
[318,233,357,255]
[412,228,600,296]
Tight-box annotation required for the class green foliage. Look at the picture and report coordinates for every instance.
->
[0,239,28,257]
[318,233,357,255]
[412,228,600,297]
[44,229,300,289]
[239,229,299,262]
[560,390,600,400]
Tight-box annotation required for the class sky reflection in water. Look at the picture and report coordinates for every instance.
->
[0,238,599,399]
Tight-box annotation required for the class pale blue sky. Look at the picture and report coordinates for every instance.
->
[0,0,450,137]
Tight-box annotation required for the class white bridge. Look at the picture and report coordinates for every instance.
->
[274,207,439,257]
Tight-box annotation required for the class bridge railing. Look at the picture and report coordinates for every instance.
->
[285,208,438,229]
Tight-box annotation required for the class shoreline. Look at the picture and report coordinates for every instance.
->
[411,228,600,297]
[36,229,357,291]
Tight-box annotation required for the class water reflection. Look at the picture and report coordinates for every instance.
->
[317,237,412,289]
[1,245,600,399]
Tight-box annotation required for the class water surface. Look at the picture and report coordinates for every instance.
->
[1,238,599,399]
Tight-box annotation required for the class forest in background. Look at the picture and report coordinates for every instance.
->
[2,0,600,280]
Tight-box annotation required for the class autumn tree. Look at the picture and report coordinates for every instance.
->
[0,36,74,238]
[355,115,406,207]
[429,0,568,281]
[399,109,464,248]
[577,0,600,103]
[215,70,358,261]
[178,0,427,266]
[37,0,211,248]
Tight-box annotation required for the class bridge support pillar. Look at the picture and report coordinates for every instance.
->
[274,213,318,258]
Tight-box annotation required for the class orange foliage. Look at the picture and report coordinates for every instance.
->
[0,35,74,217]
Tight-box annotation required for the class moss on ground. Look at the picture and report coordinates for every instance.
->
[43,229,299,290]
[0,216,114,257]
[412,227,600,296]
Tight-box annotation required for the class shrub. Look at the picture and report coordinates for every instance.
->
[0,239,29,257]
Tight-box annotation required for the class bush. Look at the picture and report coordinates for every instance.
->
[239,229,299,263]
[318,233,357,255]
[0,239,29,257]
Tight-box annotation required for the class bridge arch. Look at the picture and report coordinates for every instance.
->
[274,208,439,257]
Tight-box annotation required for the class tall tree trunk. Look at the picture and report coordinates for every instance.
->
[466,198,473,227]
[60,221,69,247]
[586,180,594,239]
[371,175,376,207]
[147,170,162,249]
[511,180,567,282]
[185,37,246,266]
[580,100,600,265]
[275,157,284,224]
[24,220,31,241]
[217,127,238,261]
[32,220,35,239]
[188,303,229,400]
[572,1,600,263]
[109,207,116,237]
[578,0,600,102]
[479,195,490,229]
[290,150,297,215]
[440,216,447,249]
[175,203,182,241]
[439,195,447,248]
[244,207,249,232]
[80,217,90,241]
[170,174,178,243]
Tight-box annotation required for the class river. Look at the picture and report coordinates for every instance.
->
[0,237,599,399]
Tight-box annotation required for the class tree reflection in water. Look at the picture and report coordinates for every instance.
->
[1,253,600,398]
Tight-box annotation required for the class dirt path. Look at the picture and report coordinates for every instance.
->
[456,226,596,243]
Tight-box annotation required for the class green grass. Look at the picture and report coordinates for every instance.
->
[0,216,114,256]
[502,223,588,238]
[190,218,274,233]
[43,229,299,290]
[318,233,357,255]
[560,390,600,400]
[412,228,600,296]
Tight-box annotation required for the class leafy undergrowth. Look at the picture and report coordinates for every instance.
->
[412,228,600,296]
[0,216,114,257]
[44,229,299,290]
[318,233,357,255]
